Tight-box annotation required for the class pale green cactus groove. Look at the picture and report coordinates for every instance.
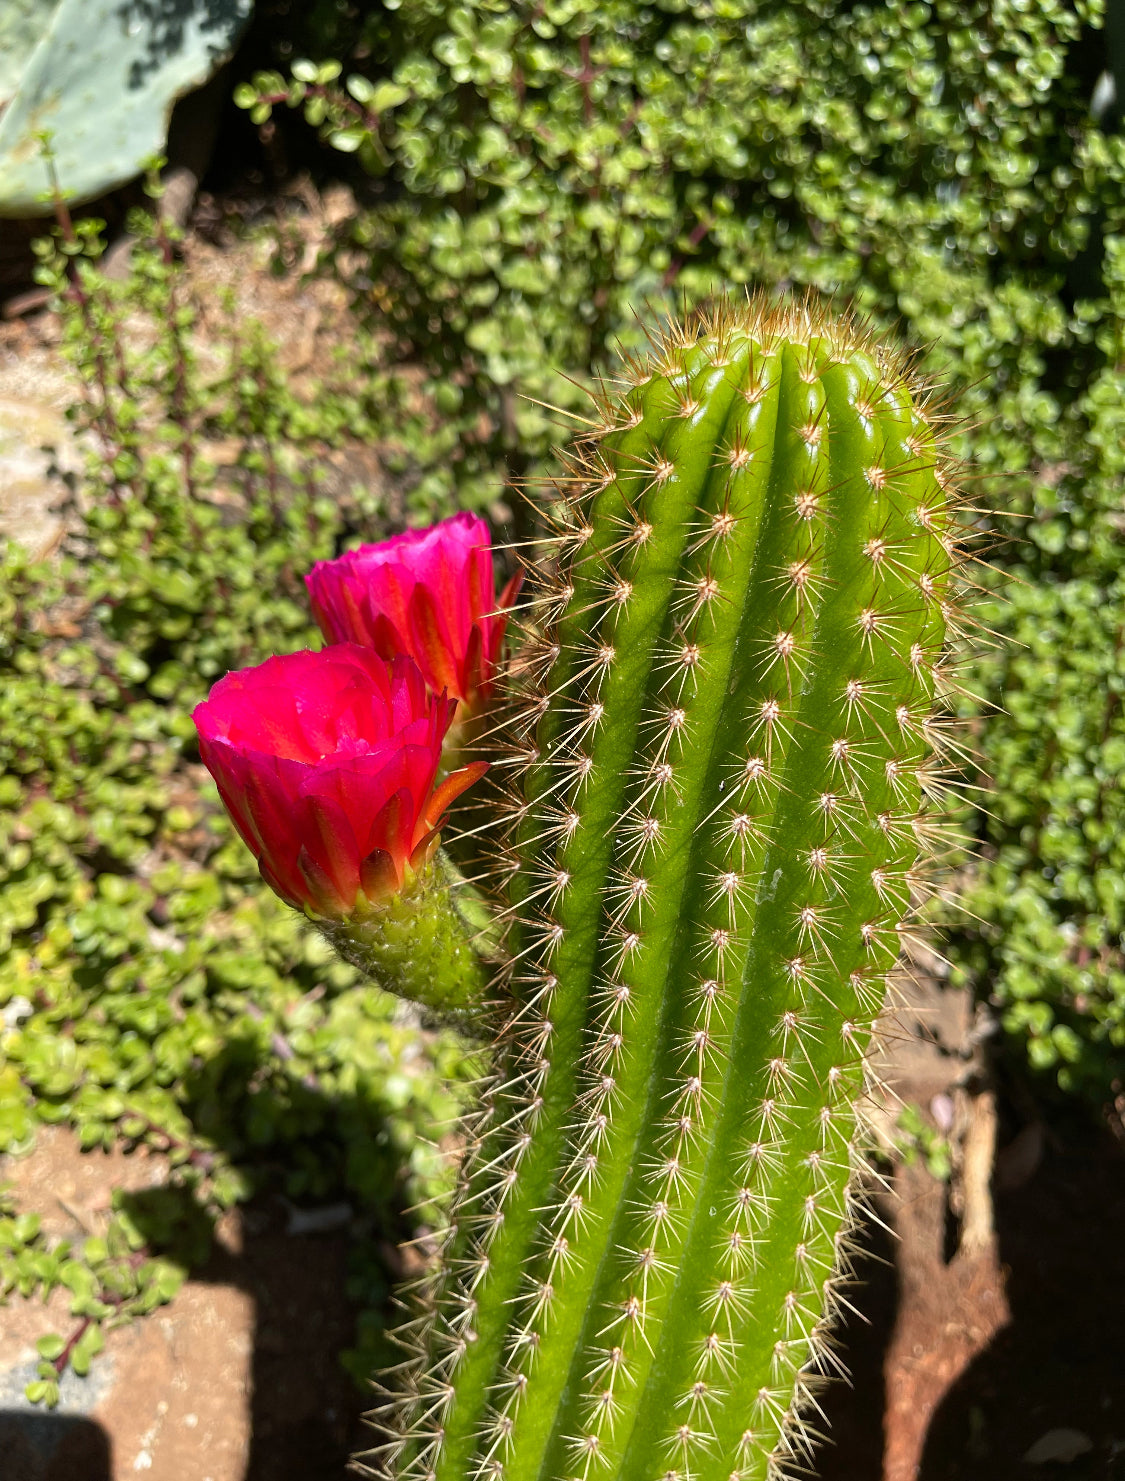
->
[366,298,965,1481]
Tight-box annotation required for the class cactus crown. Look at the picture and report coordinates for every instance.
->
[368,297,968,1481]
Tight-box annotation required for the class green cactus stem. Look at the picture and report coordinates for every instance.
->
[369,297,964,1481]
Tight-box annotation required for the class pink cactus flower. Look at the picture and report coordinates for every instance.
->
[193,646,485,918]
[305,512,520,712]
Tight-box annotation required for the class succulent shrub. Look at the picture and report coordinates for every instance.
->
[0,208,475,1407]
[243,0,1112,518]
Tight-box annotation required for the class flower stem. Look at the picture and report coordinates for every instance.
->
[319,852,497,1017]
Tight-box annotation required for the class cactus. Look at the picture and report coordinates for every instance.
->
[368,297,963,1481]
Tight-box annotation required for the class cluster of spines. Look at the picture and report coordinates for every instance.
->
[358,296,971,1481]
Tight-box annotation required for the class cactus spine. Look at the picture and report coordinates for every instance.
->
[370,299,963,1481]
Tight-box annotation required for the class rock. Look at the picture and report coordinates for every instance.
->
[0,1132,254,1481]
[0,396,79,559]
[0,1283,254,1481]
[1023,1428,1095,1465]
[0,1129,364,1480]
[0,1408,113,1481]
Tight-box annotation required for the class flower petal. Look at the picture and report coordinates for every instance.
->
[193,641,485,920]
[305,515,514,712]
[407,581,461,698]
[359,847,399,901]
[424,761,490,835]
[296,845,352,918]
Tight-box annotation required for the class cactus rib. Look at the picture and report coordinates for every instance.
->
[367,297,965,1481]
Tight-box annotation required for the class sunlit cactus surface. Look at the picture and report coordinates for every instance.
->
[369,298,966,1481]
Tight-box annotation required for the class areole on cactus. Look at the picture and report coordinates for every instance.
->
[195,294,970,1480]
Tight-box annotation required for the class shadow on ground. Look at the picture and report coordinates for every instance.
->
[813,1108,1125,1481]
[0,1411,112,1481]
[120,1181,371,1480]
[921,1116,1125,1481]
[114,1029,422,1480]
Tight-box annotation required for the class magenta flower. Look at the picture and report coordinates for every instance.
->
[193,646,486,919]
[305,512,521,712]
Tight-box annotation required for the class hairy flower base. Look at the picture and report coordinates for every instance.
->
[317,852,496,1017]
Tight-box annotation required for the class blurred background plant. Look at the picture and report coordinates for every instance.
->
[2,0,1125,1438]
[0,195,479,1406]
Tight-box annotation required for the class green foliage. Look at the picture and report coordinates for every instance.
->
[239,0,1115,506]
[241,0,1125,1104]
[959,567,1125,1097]
[1,1186,180,1409]
[895,1103,953,1181]
[1,206,475,1403]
